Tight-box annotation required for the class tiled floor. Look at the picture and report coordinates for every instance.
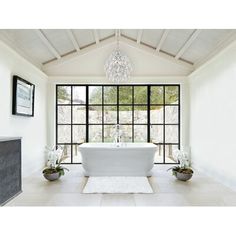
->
[5,165,236,206]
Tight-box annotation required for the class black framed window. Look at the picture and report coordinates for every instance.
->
[56,84,180,164]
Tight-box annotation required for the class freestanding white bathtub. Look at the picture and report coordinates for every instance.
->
[79,143,157,176]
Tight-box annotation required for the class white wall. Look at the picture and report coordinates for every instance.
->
[47,76,190,151]
[43,42,192,76]
[189,41,236,190]
[0,41,48,177]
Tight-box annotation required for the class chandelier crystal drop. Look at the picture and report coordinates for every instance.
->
[104,31,133,83]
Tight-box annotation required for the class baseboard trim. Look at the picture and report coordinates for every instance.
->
[192,162,236,192]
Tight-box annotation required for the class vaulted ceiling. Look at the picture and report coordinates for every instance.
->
[0,29,235,76]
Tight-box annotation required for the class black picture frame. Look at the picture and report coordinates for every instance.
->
[12,75,35,117]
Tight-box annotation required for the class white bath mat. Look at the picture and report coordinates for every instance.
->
[82,176,153,194]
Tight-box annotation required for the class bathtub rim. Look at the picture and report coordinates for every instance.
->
[79,142,157,150]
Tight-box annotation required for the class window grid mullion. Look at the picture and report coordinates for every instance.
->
[147,85,151,142]
[163,86,166,164]
[132,85,134,142]
[70,86,73,164]
[56,84,180,165]
[102,86,104,142]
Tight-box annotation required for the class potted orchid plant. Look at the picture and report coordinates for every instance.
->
[167,149,193,181]
[42,146,69,181]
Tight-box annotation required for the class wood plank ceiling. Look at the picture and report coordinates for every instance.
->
[0,29,235,72]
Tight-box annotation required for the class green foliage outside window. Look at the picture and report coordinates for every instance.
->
[57,85,179,109]
[57,86,70,103]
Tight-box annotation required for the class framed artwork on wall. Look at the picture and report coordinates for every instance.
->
[12,75,35,117]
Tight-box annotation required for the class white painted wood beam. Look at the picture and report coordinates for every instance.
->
[175,29,202,59]
[156,29,170,52]
[119,36,194,70]
[93,30,100,44]
[42,34,194,71]
[137,30,143,44]
[66,29,80,52]
[35,29,61,59]
[42,36,116,69]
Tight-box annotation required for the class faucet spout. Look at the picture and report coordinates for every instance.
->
[114,124,122,144]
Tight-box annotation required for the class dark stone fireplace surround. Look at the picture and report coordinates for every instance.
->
[0,137,22,206]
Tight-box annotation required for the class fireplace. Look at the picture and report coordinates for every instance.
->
[0,138,22,206]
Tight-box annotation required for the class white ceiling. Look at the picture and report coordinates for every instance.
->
[0,29,235,76]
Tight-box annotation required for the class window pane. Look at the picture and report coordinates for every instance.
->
[73,145,82,163]
[165,106,178,124]
[150,125,163,143]
[73,125,86,143]
[134,86,147,104]
[119,86,132,104]
[119,106,132,124]
[134,125,147,142]
[134,106,147,124]
[154,145,164,163]
[73,86,86,104]
[89,106,102,124]
[104,125,114,142]
[150,106,163,124]
[151,86,163,104]
[121,125,132,142]
[58,125,71,143]
[89,125,102,142]
[58,106,71,124]
[57,145,71,163]
[56,85,180,164]
[104,86,117,104]
[57,86,71,104]
[104,106,117,124]
[165,145,179,163]
[165,86,179,104]
[89,86,102,104]
[165,125,178,143]
[73,106,86,124]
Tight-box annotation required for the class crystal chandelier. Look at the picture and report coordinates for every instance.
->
[104,30,133,83]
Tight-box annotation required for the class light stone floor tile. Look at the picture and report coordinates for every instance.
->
[134,193,189,206]
[4,164,236,207]
[222,193,236,206]
[48,193,102,206]
[183,193,225,206]
[23,177,87,194]
[101,194,136,206]
[6,193,53,206]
